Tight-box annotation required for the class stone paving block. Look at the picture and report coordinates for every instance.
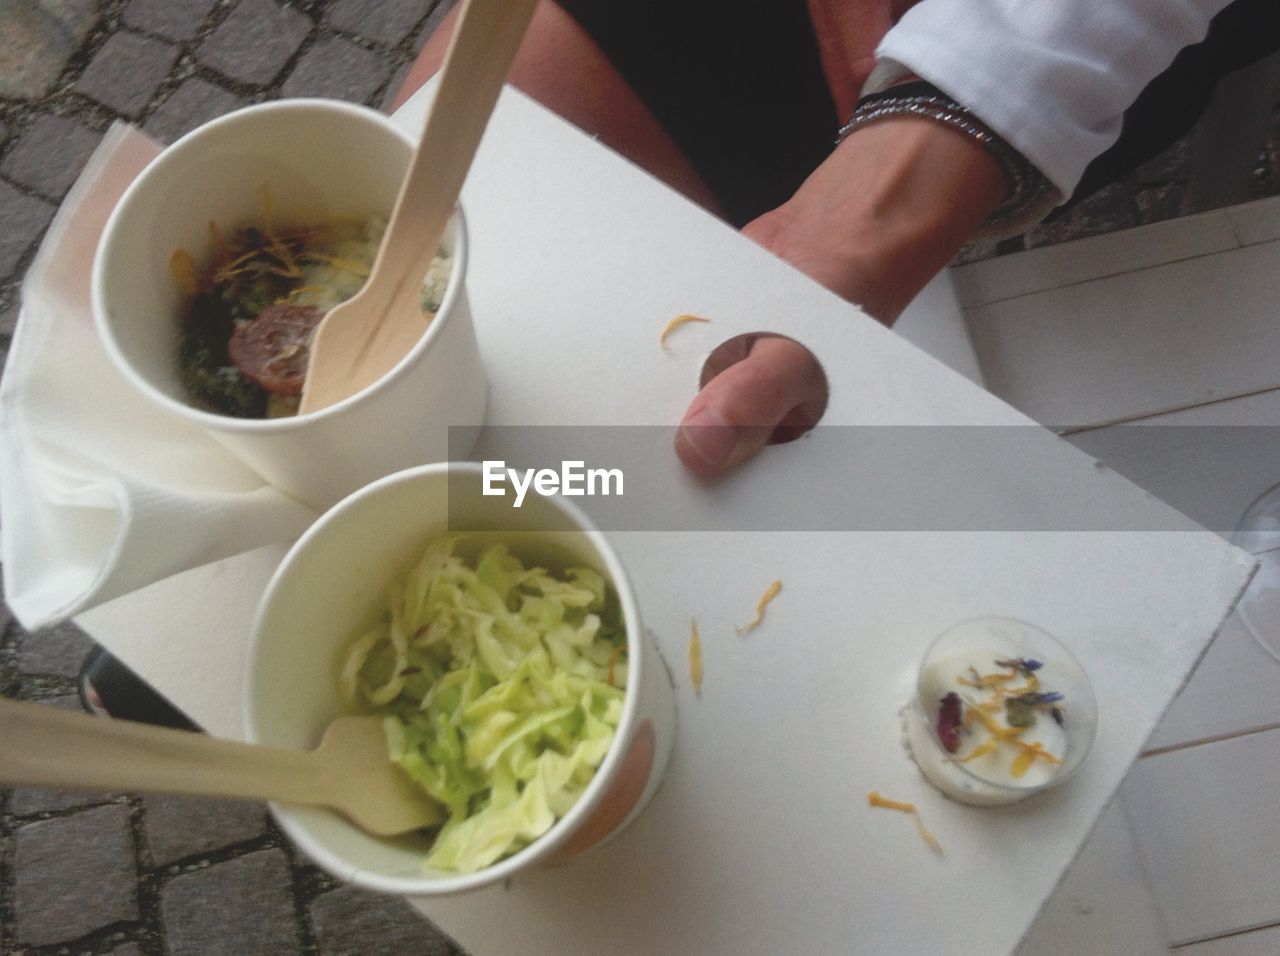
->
[1027,182,1137,249]
[280,36,390,104]
[310,884,459,956]
[0,180,55,282]
[8,695,122,816]
[161,848,302,956]
[1135,182,1189,225]
[18,619,95,678]
[106,944,145,956]
[197,0,312,87]
[325,0,433,47]
[0,559,13,634]
[0,0,98,99]
[42,0,99,42]
[1,114,104,201]
[124,0,219,42]
[14,804,139,947]
[0,293,19,336]
[379,0,455,111]
[75,30,180,116]
[145,77,247,144]
[144,793,268,866]
[1131,130,1199,187]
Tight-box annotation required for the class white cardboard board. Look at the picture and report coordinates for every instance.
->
[74,87,1252,955]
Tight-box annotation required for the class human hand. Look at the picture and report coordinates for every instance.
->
[675,117,1007,477]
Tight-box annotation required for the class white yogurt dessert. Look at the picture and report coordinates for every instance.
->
[903,618,1096,806]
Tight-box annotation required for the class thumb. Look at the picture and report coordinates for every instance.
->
[675,335,826,477]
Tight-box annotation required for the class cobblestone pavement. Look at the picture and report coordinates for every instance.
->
[1,6,469,953]
[1,1,1279,954]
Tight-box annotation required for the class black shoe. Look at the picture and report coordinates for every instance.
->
[79,646,199,731]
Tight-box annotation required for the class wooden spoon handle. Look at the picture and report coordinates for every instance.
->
[297,0,539,413]
[369,0,540,317]
[0,697,323,807]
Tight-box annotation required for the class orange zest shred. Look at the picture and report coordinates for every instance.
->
[659,313,711,349]
[689,618,703,695]
[606,644,626,688]
[169,248,199,296]
[867,792,943,854]
[212,246,269,282]
[256,185,303,278]
[737,579,782,634]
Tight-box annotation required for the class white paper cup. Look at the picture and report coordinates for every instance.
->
[902,617,1097,806]
[243,462,676,895]
[92,99,486,509]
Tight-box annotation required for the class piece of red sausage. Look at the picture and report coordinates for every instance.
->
[227,303,323,396]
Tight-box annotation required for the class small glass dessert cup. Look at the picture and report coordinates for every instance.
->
[902,618,1097,807]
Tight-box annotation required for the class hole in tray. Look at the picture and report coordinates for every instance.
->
[697,332,829,444]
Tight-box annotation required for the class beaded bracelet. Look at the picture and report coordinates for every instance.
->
[836,80,1060,238]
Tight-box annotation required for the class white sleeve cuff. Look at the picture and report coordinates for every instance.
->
[874,0,1230,195]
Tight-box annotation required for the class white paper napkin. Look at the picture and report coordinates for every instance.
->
[0,124,318,630]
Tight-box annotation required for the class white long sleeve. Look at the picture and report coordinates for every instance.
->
[876,0,1235,195]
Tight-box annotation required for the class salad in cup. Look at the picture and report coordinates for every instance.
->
[340,535,627,873]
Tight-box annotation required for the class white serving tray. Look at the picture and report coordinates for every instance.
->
[77,86,1252,955]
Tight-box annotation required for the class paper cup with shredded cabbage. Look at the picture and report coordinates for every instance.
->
[244,462,676,895]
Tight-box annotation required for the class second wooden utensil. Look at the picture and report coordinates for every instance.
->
[0,697,442,836]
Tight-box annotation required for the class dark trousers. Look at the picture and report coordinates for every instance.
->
[555,0,1280,226]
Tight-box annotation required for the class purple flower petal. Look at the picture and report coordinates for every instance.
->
[937,691,963,753]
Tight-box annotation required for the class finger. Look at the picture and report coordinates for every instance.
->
[675,336,825,477]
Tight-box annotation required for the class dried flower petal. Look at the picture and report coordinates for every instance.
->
[995,656,1043,677]
[936,691,963,753]
[1022,691,1064,706]
[1005,696,1035,728]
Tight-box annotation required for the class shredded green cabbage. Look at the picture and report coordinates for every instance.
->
[341,537,627,873]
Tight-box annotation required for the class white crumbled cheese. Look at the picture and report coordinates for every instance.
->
[419,251,453,314]
[293,216,453,315]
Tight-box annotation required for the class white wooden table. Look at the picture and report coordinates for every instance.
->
[68,88,1262,955]
[956,197,1280,953]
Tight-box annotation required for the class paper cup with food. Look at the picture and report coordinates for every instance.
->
[243,462,676,894]
[902,617,1097,807]
[92,99,485,509]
